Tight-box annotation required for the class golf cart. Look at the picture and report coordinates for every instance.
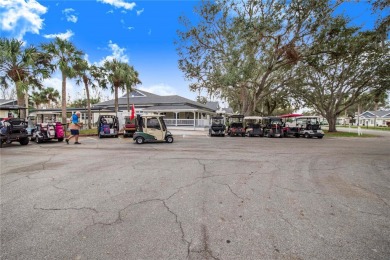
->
[0,117,30,148]
[133,114,174,144]
[244,116,264,137]
[123,116,137,138]
[296,116,325,139]
[31,122,64,143]
[98,115,119,138]
[209,116,226,137]
[227,115,245,137]
[280,113,303,138]
[263,116,284,138]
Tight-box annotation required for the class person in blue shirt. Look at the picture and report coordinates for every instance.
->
[65,111,82,144]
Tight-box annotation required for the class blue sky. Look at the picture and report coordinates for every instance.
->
[0,0,387,104]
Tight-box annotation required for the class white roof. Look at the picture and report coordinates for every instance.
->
[244,116,264,120]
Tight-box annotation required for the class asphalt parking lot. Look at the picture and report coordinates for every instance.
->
[1,134,390,260]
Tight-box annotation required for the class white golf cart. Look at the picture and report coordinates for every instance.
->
[244,116,264,137]
[295,116,325,139]
[133,114,174,144]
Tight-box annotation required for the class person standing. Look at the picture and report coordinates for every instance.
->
[66,111,82,144]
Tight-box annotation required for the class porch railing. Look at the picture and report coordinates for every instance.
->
[164,119,209,127]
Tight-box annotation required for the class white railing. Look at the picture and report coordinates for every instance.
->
[164,119,210,127]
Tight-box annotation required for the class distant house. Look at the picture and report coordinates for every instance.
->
[93,89,223,127]
[358,110,390,127]
[0,99,21,118]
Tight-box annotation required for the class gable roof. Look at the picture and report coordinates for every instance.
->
[0,99,17,106]
[360,110,390,118]
[205,101,219,111]
[94,89,215,112]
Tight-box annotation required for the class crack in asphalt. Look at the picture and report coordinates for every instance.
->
[33,204,98,213]
[274,184,323,195]
[211,180,245,201]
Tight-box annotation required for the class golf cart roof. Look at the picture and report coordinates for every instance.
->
[99,115,117,118]
[229,114,244,118]
[244,116,264,120]
[141,113,165,118]
[296,116,321,119]
[212,116,224,119]
[264,116,282,119]
[279,113,303,118]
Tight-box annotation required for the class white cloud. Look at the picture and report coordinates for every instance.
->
[62,8,78,23]
[139,84,177,96]
[41,73,81,102]
[97,0,136,10]
[136,8,144,16]
[96,40,129,65]
[0,0,47,40]
[43,29,74,40]
[106,10,114,14]
[127,26,134,30]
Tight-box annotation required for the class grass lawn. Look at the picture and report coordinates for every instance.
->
[65,128,99,135]
[325,130,377,137]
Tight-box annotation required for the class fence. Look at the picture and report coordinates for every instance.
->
[164,119,209,127]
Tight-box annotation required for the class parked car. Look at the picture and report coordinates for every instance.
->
[295,116,325,139]
[98,115,119,138]
[123,116,137,138]
[227,115,245,137]
[133,114,174,144]
[209,116,226,137]
[279,113,303,138]
[263,116,284,138]
[0,117,30,148]
[244,116,264,137]
[31,122,64,143]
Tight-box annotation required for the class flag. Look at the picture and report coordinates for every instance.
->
[130,104,135,120]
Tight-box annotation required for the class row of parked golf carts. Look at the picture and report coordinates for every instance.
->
[0,113,173,147]
[1,112,323,148]
[209,114,325,139]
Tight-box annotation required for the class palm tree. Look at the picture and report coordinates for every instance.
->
[103,59,134,113]
[41,37,83,123]
[0,38,52,119]
[30,91,46,109]
[42,87,60,108]
[125,66,141,112]
[74,59,96,129]
[30,87,60,109]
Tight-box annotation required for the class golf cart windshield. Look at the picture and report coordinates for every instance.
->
[212,118,223,125]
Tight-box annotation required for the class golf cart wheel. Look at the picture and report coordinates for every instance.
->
[20,137,29,145]
[136,136,144,144]
[58,138,64,142]
[166,136,174,143]
[304,133,310,138]
[318,136,323,139]
[36,137,42,143]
